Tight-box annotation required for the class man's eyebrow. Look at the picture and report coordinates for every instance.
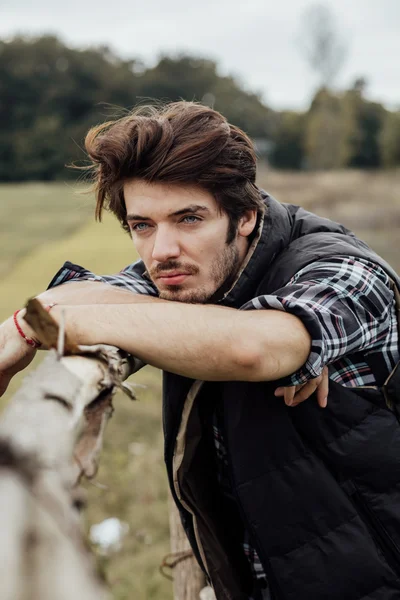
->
[169,205,210,217]
[126,205,210,221]
[126,213,150,221]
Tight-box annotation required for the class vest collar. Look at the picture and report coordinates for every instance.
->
[218,191,292,307]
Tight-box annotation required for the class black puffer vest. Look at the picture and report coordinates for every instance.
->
[164,193,400,600]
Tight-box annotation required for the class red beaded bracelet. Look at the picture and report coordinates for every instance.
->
[13,303,57,349]
[13,310,40,348]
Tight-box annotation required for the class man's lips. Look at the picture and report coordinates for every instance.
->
[156,272,192,285]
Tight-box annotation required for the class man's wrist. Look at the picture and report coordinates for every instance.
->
[1,315,37,360]
[16,309,42,348]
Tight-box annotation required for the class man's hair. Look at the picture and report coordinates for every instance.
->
[84,101,264,243]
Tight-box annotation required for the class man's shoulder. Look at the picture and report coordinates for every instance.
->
[256,230,400,296]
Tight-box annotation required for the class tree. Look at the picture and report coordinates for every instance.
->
[270,111,305,169]
[304,88,343,169]
[340,81,386,168]
[0,36,142,180]
[0,38,273,181]
[303,82,387,170]
[379,111,400,167]
[298,3,348,87]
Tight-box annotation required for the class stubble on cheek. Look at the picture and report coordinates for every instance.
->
[157,242,240,304]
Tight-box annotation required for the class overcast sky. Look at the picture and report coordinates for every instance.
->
[1,0,399,111]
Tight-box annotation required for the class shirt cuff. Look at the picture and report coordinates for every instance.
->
[47,261,158,296]
[47,261,100,289]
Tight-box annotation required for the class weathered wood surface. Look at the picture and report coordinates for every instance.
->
[0,301,136,600]
[168,497,216,600]
[1,299,216,599]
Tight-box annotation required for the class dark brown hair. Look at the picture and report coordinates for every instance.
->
[84,101,264,243]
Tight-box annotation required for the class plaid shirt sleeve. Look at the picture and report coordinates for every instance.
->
[47,260,158,296]
[240,256,396,386]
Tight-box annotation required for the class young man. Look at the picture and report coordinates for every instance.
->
[1,102,400,600]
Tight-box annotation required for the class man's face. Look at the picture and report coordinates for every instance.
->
[124,180,255,303]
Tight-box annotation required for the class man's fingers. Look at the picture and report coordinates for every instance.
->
[316,366,329,408]
[290,379,319,406]
[283,386,296,406]
[275,383,307,406]
[275,367,330,408]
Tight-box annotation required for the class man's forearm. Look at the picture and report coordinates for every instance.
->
[13,282,162,354]
[46,302,311,382]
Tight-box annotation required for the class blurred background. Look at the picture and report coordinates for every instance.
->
[0,0,399,598]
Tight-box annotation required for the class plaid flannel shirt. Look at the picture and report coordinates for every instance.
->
[49,255,399,598]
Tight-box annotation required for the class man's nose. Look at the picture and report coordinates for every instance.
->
[151,227,181,262]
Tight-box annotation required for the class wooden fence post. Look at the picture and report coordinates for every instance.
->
[168,496,207,599]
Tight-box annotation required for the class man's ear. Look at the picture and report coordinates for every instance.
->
[237,210,258,238]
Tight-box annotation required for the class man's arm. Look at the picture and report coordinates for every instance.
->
[38,302,311,382]
[41,256,396,384]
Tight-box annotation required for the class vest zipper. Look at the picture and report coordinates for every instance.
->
[351,489,400,576]
[225,467,282,600]
[173,465,239,600]
[221,421,282,600]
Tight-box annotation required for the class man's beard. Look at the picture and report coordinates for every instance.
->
[149,242,240,304]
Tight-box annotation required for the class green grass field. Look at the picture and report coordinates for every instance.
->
[0,183,94,280]
[1,171,399,599]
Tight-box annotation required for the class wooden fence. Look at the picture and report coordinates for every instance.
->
[0,300,213,600]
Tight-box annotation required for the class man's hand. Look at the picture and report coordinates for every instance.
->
[274,366,329,408]
[0,315,37,397]
[0,281,161,398]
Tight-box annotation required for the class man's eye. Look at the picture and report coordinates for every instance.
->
[182,215,201,224]
[132,222,149,232]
